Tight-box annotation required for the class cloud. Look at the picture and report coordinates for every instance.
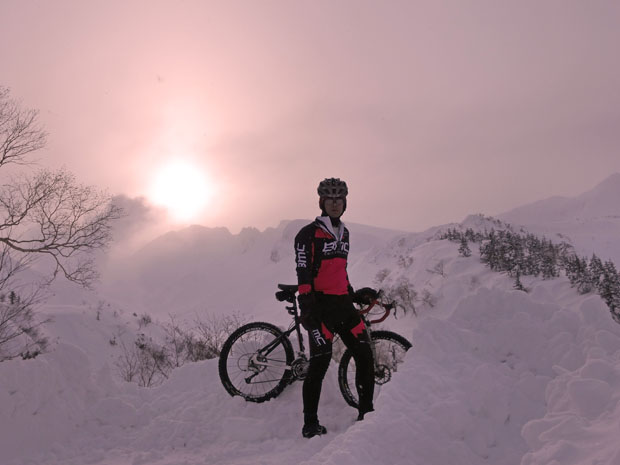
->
[108,195,169,256]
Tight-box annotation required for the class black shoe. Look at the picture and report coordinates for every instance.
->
[302,422,327,438]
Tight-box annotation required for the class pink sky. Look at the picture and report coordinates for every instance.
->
[1,0,619,234]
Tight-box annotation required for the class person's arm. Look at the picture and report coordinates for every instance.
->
[345,227,354,295]
[295,225,317,329]
[295,226,314,295]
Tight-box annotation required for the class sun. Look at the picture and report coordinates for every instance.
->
[148,160,212,222]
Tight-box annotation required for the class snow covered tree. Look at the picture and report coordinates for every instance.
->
[575,257,594,294]
[539,238,559,279]
[458,236,471,257]
[480,231,499,270]
[513,268,527,292]
[600,261,620,321]
[589,254,605,293]
[441,218,620,323]
[563,254,593,294]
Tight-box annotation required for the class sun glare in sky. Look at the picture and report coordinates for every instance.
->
[148,160,212,222]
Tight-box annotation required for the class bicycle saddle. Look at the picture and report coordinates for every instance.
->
[277,284,298,293]
[276,284,298,303]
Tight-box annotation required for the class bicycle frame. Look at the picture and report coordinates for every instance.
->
[253,295,388,373]
[219,285,411,404]
[268,290,395,374]
[250,298,306,373]
[284,296,307,355]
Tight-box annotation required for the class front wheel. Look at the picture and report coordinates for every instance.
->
[338,330,412,409]
[218,322,294,403]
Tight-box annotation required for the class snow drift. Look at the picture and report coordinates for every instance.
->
[3,175,620,465]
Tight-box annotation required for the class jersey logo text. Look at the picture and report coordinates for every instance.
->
[322,241,349,254]
[296,244,307,268]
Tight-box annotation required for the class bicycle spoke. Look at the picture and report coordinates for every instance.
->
[338,331,411,408]
[219,322,294,402]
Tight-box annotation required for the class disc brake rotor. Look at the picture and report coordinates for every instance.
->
[374,364,392,385]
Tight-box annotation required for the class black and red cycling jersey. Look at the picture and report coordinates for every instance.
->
[294,216,351,296]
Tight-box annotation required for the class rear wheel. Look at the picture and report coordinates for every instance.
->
[338,330,412,409]
[219,322,294,403]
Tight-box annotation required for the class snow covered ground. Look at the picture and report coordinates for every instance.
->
[2,175,620,465]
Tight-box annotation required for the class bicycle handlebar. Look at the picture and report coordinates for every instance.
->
[275,284,396,323]
[358,299,395,324]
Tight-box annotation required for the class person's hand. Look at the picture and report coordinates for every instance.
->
[352,287,379,305]
[298,293,318,330]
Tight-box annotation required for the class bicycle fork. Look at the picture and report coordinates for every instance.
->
[364,326,390,383]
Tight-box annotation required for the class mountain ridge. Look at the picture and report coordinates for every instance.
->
[499,172,620,223]
[497,173,620,263]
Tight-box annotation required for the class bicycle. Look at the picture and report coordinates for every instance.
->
[218,284,412,408]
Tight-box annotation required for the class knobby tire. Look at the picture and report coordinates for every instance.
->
[218,321,294,403]
[338,330,412,409]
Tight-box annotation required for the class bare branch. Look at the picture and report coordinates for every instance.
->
[0,290,50,361]
[0,87,124,361]
[0,86,47,168]
[0,169,124,288]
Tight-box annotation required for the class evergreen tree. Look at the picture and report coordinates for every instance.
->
[458,237,472,257]
[540,239,559,279]
[513,268,527,292]
[601,261,620,319]
[439,221,620,323]
[576,257,593,294]
[589,254,605,293]
[563,254,576,282]
[507,232,525,276]
[480,231,498,270]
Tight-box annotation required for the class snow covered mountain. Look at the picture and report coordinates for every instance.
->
[2,175,620,465]
[498,172,620,263]
[95,219,404,322]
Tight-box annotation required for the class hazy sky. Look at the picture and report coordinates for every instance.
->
[1,0,620,234]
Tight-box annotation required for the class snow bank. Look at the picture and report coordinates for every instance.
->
[301,283,620,465]
[3,214,620,464]
[0,343,106,463]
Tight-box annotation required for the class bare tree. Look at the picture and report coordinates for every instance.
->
[0,86,123,360]
[1,169,123,287]
[0,87,46,167]
[115,338,140,384]
[0,292,49,361]
[381,277,418,316]
[115,334,171,387]
[163,314,187,367]
[194,312,247,358]
[115,312,248,387]
[426,260,446,277]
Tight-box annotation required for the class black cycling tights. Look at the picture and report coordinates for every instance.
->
[302,305,374,424]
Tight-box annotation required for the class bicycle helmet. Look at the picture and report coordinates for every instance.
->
[317,178,348,198]
[318,178,348,217]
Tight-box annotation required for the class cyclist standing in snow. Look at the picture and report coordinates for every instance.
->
[294,178,376,438]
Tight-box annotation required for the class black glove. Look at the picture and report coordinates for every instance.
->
[352,287,379,305]
[297,293,318,330]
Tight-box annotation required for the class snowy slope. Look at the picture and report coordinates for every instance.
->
[3,178,620,465]
[91,219,403,323]
[2,230,620,464]
[499,173,620,263]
